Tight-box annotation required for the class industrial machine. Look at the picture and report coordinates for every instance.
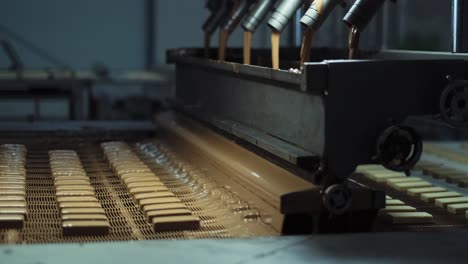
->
[3,0,468,263]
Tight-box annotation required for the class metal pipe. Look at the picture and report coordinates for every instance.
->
[343,0,385,59]
[267,0,304,33]
[145,0,155,69]
[202,0,222,33]
[242,0,277,33]
[203,0,234,35]
[343,0,386,32]
[452,0,463,53]
[301,0,343,31]
[206,0,220,12]
[223,0,257,34]
[0,39,23,71]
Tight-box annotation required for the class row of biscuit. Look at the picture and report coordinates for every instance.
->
[356,164,434,224]
[0,144,27,228]
[49,150,110,236]
[101,142,199,232]
[416,161,468,218]
[425,143,468,164]
[358,163,468,221]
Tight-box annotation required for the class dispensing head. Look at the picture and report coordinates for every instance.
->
[343,0,386,32]
[223,0,258,34]
[242,0,277,33]
[300,0,344,31]
[267,0,304,33]
[202,0,235,35]
[206,0,221,12]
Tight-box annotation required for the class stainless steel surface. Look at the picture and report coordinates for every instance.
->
[451,0,468,53]
[300,0,343,31]
[376,49,468,60]
[223,0,257,34]
[267,0,303,32]
[343,0,386,31]
[182,111,317,167]
[202,0,234,35]
[242,0,277,33]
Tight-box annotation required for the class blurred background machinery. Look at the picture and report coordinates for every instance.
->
[0,0,457,121]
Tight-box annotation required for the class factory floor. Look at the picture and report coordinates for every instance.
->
[1,231,468,264]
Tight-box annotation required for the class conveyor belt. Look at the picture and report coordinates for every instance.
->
[0,133,277,244]
[353,142,468,232]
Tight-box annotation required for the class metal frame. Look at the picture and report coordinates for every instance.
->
[168,48,468,183]
[452,0,468,53]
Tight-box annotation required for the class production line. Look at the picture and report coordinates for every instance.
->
[2,0,468,263]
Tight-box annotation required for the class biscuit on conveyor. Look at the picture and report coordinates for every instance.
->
[55,185,94,192]
[139,197,182,208]
[386,177,422,183]
[389,181,432,191]
[0,185,25,190]
[0,175,26,180]
[458,179,468,188]
[0,179,25,184]
[61,207,105,215]
[146,209,192,222]
[426,168,462,179]
[56,190,95,197]
[421,164,444,175]
[0,190,26,196]
[144,203,188,219]
[55,180,91,186]
[52,171,87,177]
[0,214,24,228]
[58,202,103,209]
[61,214,108,221]
[379,205,416,214]
[385,199,404,206]
[420,191,462,202]
[435,197,468,209]
[120,172,157,179]
[359,168,405,183]
[62,220,110,236]
[54,176,90,182]
[57,196,98,203]
[0,195,25,202]
[384,212,433,224]
[123,177,162,184]
[0,201,26,208]
[153,215,200,232]
[447,203,468,214]
[0,207,27,219]
[446,175,468,184]
[355,164,384,173]
[368,172,405,182]
[126,181,164,189]
[128,186,169,195]
[133,192,175,202]
[407,187,446,197]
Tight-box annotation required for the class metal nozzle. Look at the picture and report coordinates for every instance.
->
[300,0,343,31]
[242,0,277,33]
[267,0,303,33]
[202,0,235,35]
[223,0,257,34]
[206,0,221,12]
[343,0,386,32]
